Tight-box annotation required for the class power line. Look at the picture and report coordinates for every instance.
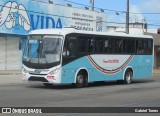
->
[63,0,125,13]
[63,0,160,15]
[0,2,159,28]
[31,0,160,15]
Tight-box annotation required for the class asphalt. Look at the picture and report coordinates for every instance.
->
[0,70,160,116]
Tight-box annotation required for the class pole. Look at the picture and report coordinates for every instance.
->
[126,0,129,34]
[91,0,94,11]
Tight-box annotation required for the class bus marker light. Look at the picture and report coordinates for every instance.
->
[47,76,55,79]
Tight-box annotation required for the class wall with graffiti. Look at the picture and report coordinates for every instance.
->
[0,0,107,35]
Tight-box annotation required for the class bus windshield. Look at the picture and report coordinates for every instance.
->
[23,35,62,69]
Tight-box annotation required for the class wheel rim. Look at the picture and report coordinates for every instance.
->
[126,72,131,82]
[77,75,84,84]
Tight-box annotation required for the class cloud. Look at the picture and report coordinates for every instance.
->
[141,0,160,12]
[130,5,144,23]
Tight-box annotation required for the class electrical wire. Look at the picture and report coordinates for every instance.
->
[0,1,159,28]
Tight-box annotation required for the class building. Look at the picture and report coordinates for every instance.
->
[144,32,160,69]
[0,0,107,71]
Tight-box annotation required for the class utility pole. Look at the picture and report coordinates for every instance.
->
[126,0,129,34]
[90,0,94,11]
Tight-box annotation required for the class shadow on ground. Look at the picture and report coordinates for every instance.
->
[26,78,154,90]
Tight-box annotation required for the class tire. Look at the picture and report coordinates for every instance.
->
[75,72,88,88]
[123,69,133,84]
[43,83,54,87]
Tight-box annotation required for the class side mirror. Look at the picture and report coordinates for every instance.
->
[19,39,22,50]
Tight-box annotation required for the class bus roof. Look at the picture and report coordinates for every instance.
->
[29,28,153,39]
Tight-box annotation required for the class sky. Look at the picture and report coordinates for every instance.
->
[49,0,160,29]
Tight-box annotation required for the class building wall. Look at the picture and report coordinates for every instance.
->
[0,36,22,70]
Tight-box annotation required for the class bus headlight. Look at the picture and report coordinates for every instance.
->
[22,67,28,73]
[49,68,59,75]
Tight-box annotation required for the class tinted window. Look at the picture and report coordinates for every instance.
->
[124,38,135,54]
[89,38,95,53]
[104,39,109,53]
[78,36,89,53]
[63,36,77,57]
[136,39,145,54]
[109,38,123,54]
[144,39,153,54]
[95,37,104,53]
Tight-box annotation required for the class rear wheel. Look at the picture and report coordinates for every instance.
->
[124,69,133,84]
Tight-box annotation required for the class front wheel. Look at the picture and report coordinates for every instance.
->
[43,83,54,87]
[123,69,133,84]
[75,72,87,88]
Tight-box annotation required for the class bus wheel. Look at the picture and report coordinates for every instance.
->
[43,83,54,87]
[124,69,133,84]
[76,72,86,88]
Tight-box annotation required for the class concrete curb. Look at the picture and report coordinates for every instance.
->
[0,71,21,75]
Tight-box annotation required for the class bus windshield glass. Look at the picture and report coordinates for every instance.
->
[23,35,62,69]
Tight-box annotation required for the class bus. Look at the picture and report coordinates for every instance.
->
[22,28,154,87]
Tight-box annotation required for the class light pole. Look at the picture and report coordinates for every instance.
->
[90,0,94,11]
[126,0,129,34]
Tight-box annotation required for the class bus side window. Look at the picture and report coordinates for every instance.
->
[109,38,123,54]
[63,36,77,57]
[124,39,135,54]
[104,39,109,53]
[95,38,103,53]
[89,38,95,53]
[136,39,145,54]
[63,40,69,56]
[78,36,89,53]
[145,39,152,54]
[68,37,76,57]
[116,39,123,53]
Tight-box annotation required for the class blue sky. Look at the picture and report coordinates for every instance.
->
[50,0,160,29]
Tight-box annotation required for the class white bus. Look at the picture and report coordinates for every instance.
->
[22,28,154,87]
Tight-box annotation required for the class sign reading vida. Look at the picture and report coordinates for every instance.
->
[0,0,106,35]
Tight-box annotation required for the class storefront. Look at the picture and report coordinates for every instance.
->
[0,0,107,70]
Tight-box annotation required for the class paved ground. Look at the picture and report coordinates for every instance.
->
[0,72,159,116]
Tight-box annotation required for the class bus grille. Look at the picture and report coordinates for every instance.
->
[28,76,48,82]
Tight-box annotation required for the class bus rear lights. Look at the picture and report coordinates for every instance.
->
[47,76,55,79]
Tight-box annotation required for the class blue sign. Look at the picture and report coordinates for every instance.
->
[0,0,63,35]
[0,0,106,35]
